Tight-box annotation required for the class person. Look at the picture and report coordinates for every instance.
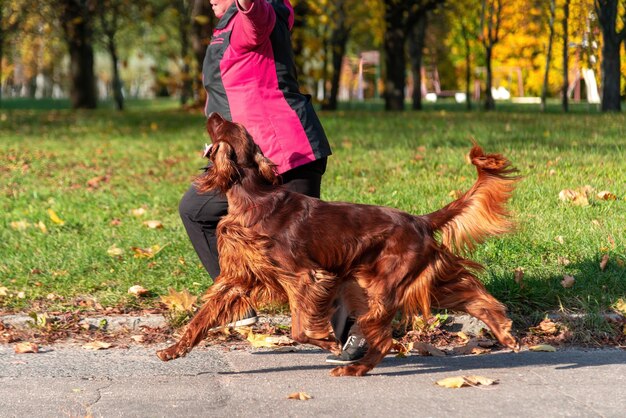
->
[178,0,366,365]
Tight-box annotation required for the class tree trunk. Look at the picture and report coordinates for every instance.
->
[562,0,570,112]
[383,6,405,111]
[322,0,349,111]
[409,12,427,111]
[462,26,472,111]
[600,36,621,111]
[175,0,193,106]
[541,0,556,112]
[108,39,124,110]
[484,46,495,110]
[191,0,214,105]
[61,0,97,109]
[596,0,623,112]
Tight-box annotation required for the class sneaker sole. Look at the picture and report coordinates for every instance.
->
[325,358,361,365]
[209,316,258,331]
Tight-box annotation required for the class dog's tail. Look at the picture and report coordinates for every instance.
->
[425,144,519,254]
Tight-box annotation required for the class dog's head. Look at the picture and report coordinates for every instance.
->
[195,113,278,194]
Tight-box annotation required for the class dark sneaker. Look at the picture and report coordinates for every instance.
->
[326,335,368,365]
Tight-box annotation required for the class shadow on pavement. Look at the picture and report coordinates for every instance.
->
[217,348,625,377]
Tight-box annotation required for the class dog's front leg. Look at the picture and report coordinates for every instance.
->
[289,303,341,354]
[157,281,251,361]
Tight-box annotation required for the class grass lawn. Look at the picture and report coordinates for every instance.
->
[1,99,625,330]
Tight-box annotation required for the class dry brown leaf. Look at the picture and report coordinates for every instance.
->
[83,341,113,350]
[0,286,8,297]
[557,256,571,266]
[35,221,48,234]
[597,191,617,200]
[132,207,147,217]
[10,220,29,231]
[130,335,145,343]
[14,342,39,354]
[561,275,575,288]
[160,288,197,312]
[607,235,615,248]
[415,342,446,357]
[128,285,149,297]
[533,318,558,335]
[436,375,498,388]
[613,298,626,315]
[558,188,590,206]
[143,220,164,229]
[513,267,524,288]
[87,175,109,189]
[529,344,557,352]
[392,340,414,358]
[287,392,312,400]
[132,244,167,259]
[599,254,609,271]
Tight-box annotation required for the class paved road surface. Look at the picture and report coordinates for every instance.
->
[1,343,625,417]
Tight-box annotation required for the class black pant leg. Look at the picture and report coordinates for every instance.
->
[178,185,227,279]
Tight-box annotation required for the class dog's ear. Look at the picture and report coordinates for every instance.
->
[254,145,278,185]
[195,142,240,193]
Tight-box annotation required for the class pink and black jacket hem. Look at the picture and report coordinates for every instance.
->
[202,0,331,175]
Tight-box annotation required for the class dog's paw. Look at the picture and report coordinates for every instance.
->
[156,344,188,362]
[329,364,370,377]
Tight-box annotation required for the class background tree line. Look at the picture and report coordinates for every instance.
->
[1,0,625,112]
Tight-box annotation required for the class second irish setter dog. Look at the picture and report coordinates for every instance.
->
[157,113,520,376]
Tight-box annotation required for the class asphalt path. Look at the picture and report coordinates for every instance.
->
[1,342,625,418]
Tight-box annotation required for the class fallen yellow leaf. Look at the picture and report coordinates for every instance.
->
[107,244,124,257]
[160,288,197,312]
[287,392,312,400]
[529,344,557,352]
[613,298,626,315]
[14,342,39,354]
[47,209,65,225]
[82,341,113,350]
[132,207,147,217]
[436,375,498,388]
[0,287,8,296]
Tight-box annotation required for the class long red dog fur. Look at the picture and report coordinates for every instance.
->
[157,113,520,376]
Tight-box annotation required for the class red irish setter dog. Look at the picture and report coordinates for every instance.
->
[157,113,520,376]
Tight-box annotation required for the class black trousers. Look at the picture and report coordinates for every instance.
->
[178,158,354,345]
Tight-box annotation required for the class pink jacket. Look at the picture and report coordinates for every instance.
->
[203,0,331,174]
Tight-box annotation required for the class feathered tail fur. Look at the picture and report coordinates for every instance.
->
[426,144,520,254]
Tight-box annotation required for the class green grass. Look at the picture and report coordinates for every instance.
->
[1,99,625,324]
